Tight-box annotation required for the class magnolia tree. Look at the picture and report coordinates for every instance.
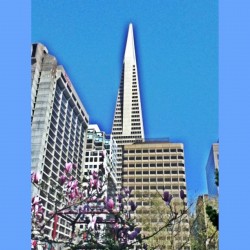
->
[31,163,187,250]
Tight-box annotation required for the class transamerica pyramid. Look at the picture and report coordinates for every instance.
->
[111,23,144,190]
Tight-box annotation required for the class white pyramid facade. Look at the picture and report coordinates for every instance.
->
[111,24,144,190]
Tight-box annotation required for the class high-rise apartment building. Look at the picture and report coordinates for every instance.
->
[111,24,144,190]
[122,141,190,250]
[206,143,219,196]
[31,43,89,239]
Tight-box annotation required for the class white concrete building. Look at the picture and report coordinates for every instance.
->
[31,43,89,239]
[84,124,117,197]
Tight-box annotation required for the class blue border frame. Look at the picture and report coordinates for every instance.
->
[1,0,250,248]
[1,0,30,248]
[220,0,250,249]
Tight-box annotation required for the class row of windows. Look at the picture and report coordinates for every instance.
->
[131,127,141,130]
[113,135,142,139]
[123,177,186,183]
[124,155,184,160]
[131,122,141,126]
[124,170,185,176]
[124,163,185,169]
[124,148,183,153]
[85,157,103,162]
[121,184,186,190]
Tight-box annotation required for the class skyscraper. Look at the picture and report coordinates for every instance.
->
[122,141,190,250]
[31,43,89,239]
[84,124,117,198]
[206,143,219,196]
[111,23,144,190]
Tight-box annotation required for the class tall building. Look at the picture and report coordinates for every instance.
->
[206,143,219,196]
[31,43,89,239]
[111,23,144,190]
[84,124,117,198]
[122,141,190,250]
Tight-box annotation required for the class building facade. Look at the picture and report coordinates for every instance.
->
[111,24,145,190]
[122,141,190,249]
[84,124,117,198]
[31,43,89,239]
[206,143,219,196]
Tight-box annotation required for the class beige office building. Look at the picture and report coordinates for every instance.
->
[122,141,190,250]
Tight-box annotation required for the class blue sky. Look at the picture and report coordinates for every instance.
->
[32,0,218,204]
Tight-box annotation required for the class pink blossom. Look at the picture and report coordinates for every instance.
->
[59,174,67,185]
[106,198,114,211]
[90,178,99,189]
[92,170,98,179]
[31,172,41,184]
[71,180,78,189]
[65,163,73,173]
[69,191,76,200]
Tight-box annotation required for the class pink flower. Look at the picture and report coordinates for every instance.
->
[92,171,98,179]
[69,191,76,200]
[59,174,67,185]
[71,180,78,189]
[90,178,99,189]
[31,172,41,184]
[65,163,73,173]
[106,198,114,211]
[31,240,37,248]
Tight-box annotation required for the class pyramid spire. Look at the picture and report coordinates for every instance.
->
[124,23,136,62]
[112,24,144,191]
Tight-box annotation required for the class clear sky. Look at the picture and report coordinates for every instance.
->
[32,0,218,204]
